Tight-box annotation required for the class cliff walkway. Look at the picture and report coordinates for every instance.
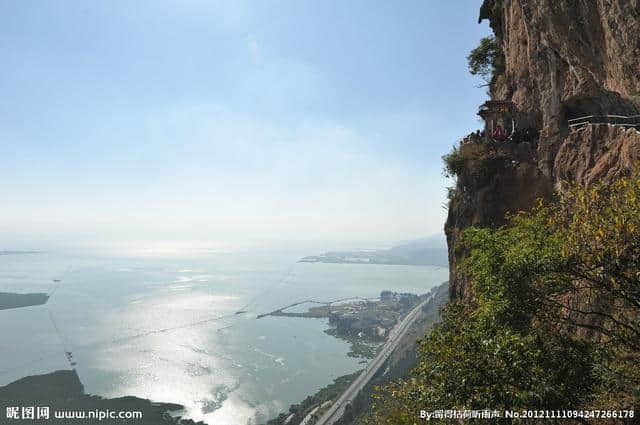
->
[568,114,640,131]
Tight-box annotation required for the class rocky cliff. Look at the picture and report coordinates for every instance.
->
[446,0,640,300]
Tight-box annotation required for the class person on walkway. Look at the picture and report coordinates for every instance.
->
[472,129,482,143]
[491,124,506,141]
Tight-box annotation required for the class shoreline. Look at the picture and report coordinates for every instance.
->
[264,372,361,425]
[258,291,426,360]
[262,282,449,425]
[0,369,206,425]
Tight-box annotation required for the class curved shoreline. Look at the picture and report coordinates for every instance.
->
[0,369,206,425]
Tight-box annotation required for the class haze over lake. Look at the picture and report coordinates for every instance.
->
[0,2,494,424]
[0,247,447,424]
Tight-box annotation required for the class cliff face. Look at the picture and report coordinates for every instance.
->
[555,124,640,188]
[446,0,640,299]
[445,142,553,300]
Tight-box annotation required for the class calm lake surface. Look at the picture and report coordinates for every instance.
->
[0,249,447,424]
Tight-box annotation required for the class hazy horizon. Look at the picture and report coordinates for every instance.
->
[1,1,490,250]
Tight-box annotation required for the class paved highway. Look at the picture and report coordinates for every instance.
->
[312,296,431,425]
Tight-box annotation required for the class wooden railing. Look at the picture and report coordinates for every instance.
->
[568,114,640,130]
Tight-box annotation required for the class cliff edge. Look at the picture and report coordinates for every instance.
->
[446,0,640,300]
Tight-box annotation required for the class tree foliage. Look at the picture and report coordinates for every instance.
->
[371,174,640,423]
[442,146,464,179]
[467,36,505,82]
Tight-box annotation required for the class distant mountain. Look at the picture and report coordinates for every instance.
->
[299,236,448,267]
[0,250,43,255]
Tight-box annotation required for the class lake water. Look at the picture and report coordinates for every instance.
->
[0,249,448,424]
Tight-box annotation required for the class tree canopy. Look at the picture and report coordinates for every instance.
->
[467,36,505,82]
[370,173,640,423]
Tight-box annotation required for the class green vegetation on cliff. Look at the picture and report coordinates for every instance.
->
[370,174,640,423]
[467,35,504,83]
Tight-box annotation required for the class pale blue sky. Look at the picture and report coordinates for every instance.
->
[1,0,490,251]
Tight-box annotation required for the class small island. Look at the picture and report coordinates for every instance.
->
[0,292,50,311]
[0,250,44,256]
